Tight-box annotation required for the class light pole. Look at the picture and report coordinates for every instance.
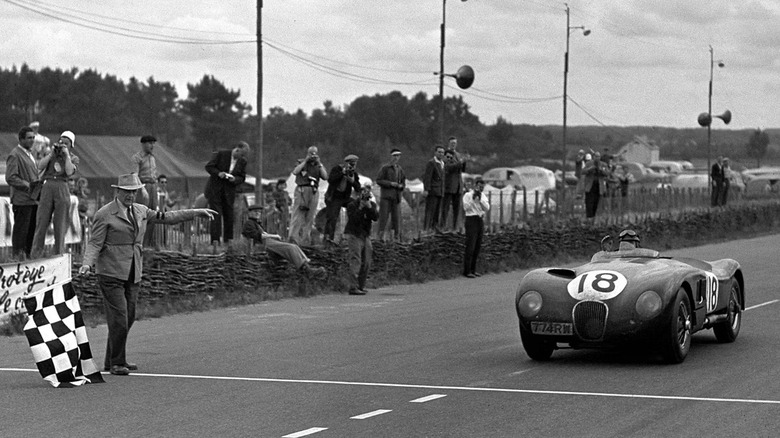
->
[255,0,264,206]
[561,3,589,200]
[438,0,470,145]
[697,45,730,190]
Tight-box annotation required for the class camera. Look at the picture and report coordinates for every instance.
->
[307,155,319,165]
[361,191,371,201]
[54,142,66,155]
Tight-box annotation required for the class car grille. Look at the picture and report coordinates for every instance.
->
[573,301,608,341]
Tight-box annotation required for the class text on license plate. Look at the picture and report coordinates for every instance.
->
[530,321,573,336]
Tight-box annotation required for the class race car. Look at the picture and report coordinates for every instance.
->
[514,242,744,363]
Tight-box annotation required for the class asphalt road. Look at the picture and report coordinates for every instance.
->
[2,235,779,437]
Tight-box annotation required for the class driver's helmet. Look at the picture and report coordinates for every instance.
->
[618,229,640,247]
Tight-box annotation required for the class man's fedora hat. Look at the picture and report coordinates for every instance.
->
[111,173,144,190]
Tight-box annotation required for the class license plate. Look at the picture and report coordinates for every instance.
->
[530,321,573,336]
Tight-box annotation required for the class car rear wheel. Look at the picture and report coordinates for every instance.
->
[661,289,692,364]
[714,279,742,343]
[520,326,555,361]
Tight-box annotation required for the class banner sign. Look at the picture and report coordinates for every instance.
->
[0,254,71,326]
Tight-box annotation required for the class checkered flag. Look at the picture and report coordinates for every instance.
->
[23,282,104,388]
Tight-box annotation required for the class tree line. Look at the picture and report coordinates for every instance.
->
[0,64,775,180]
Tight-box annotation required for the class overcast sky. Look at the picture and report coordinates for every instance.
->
[1,0,779,130]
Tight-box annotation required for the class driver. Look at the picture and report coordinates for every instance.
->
[618,229,640,250]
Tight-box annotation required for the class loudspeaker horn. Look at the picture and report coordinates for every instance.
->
[454,65,474,89]
[716,109,732,125]
[697,109,731,127]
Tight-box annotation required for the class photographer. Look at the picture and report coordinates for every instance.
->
[322,154,361,244]
[462,177,489,278]
[32,131,80,257]
[289,146,328,245]
[343,182,379,295]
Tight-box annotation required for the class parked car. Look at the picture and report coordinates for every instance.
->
[514,239,743,363]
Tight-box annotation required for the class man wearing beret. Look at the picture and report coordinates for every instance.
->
[133,135,158,245]
[321,154,361,244]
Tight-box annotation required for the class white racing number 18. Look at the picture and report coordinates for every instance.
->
[704,272,719,313]
[567,270,628,301]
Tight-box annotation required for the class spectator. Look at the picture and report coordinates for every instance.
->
[422,144,445,232]
[32,131,79,257]
[720,158,731,206]
[289,146,328,246]
[615,165,633,197]
[79,173,216,376]
[134,135,159,246]
[344,182,379,295]
[441,148,467,231]
[5,126,41,258]
[29,121,51,160]
[711,156,724,207]
[271,178,291,239]
[241,205,326,278]
[155,174,178,212]
[462,177,490,278]
[582,151,608,219]
[375,148,406,241]
[204,141,250,245]
[322,154,361,244]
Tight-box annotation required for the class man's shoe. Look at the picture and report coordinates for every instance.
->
[110,365,130,376]
[464,273,476,279]
[348,288,366,295]
[472,272,482,277]
[104,363,138,372]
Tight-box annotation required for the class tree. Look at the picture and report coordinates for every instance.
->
[746,128,770,167]
[181,75,250,156]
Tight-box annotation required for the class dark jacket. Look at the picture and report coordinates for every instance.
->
[422,158,444,197]
[324,164,360,203]
[376,163,406,202]
[344,197,378,239]
[204,150,247,202]
[443,159,466,195]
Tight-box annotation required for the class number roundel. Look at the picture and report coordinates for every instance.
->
[567,270,628,300]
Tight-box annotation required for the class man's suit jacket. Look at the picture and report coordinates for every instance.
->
[711,163,724,185]
[83,199,201,283]
[5,146,40,205]
[376,163,406,202]
[443,160,466,195]
[204,150,247,202]
[422,159,444,197]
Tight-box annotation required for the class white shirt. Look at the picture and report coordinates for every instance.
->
[17,144,36,165]
[462,189,490,217]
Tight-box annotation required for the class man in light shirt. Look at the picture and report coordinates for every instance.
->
[462,177,489,278]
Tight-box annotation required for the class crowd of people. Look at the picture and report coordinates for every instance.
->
[574,149,635,219]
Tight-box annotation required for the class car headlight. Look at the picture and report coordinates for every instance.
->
[635,290,662,319]
[518,291,543,318]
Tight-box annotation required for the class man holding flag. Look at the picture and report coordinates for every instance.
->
[79,174,216,376]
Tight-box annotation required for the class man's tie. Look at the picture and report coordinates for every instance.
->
[127,206,136,233]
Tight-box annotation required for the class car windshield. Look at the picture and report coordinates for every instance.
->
[591,248,661,262]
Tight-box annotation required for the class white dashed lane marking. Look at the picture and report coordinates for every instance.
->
[410,394,447,403]
[351,409,392,419]
[282,427,327,437]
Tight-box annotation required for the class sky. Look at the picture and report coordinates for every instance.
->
[1,0,779,130]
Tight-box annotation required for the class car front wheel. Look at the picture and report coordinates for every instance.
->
[714,279,742,343]
[520,325,555,361]
[661,289,692,364]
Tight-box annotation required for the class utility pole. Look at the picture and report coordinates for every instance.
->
[255,0,264,206]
